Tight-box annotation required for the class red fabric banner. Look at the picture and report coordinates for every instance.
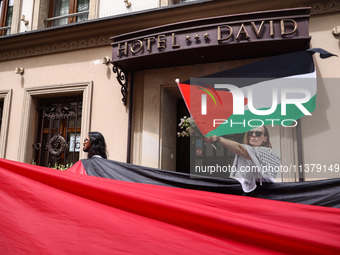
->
[1,158,340,254]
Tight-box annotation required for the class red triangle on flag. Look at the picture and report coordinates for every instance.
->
[177,80,248,136]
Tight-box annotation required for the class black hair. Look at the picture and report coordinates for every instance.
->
[88,131,108,159]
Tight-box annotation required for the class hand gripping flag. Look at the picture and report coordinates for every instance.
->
[176,48,336,136]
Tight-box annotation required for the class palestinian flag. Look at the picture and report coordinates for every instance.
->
[176,48,336,136]
[1,158,340,254]
[70,157,340,208]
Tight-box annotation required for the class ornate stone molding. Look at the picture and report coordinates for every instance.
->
[0,1,339,62]
[310,0,340,14]
[0,34,111,62]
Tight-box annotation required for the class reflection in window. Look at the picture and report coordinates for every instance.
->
[49,0,89,27]
[0,0,13,35]
[76,0,89,22]
[173,0,198,4]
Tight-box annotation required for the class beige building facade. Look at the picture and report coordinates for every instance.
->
[0,0,339,181]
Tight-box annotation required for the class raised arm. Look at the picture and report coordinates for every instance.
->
[205,135,250,159]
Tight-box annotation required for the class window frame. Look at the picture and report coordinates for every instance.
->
[19,82,92,163]
[0,0,12,35]
[0,89,12,158]
[47,0,89,27]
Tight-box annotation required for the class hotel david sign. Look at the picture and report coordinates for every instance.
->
[111,8,311,71]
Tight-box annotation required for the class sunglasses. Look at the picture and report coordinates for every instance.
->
[248,131,263,137]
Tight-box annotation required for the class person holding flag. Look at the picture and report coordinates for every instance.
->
[177,49,336,193]
[205,126,280,193]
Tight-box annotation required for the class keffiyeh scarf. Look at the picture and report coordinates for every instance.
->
[230,145,281,193]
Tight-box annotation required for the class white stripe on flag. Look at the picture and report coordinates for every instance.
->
[240,70,317,110]
[201,94,207,115]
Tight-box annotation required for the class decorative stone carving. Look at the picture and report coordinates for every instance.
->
[311,0,339,14]
[0,34,111,61]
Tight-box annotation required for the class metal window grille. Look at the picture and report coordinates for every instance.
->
[32,96,82,168]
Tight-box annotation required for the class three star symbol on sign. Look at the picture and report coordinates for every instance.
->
[185,32,210,41]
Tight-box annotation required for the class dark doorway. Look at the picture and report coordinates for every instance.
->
[176,99,191,173]
[176,98,244,177]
